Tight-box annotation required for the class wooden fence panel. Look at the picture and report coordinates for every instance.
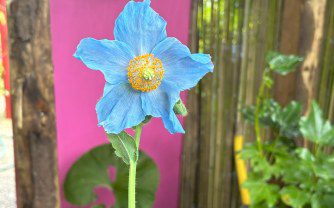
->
[180,0,333,207]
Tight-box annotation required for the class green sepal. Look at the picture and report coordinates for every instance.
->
[142,115,152,124]
[173,99,188,116]
[107,131,137,165]
[266,51,303,75]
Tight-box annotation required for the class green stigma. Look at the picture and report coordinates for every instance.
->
[142,68,155,80]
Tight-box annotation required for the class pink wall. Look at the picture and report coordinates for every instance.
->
[50,0,190,207]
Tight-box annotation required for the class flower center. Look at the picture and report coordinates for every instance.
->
[127,54,164,92]
[142,68,155,80]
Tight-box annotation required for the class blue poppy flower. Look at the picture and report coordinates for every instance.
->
[74,0,213,134]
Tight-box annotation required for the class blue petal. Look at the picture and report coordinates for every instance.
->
[152,37,214,91]
[74,38,134,85]
[114,0,167,56]
[96,83,145,134]
[141,82,184,134]
[103,82,114,96]
[152,37,190,66]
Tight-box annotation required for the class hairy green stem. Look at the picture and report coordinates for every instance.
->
[254,68,270,155]
[128,124,143,208]
[129,161,137,208]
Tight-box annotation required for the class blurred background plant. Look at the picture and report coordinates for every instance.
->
[241,52,334,208]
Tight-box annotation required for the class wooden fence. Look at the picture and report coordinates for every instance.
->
[180,0,334,207]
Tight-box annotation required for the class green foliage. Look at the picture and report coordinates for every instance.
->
[266,51,303,75]
[242,99,302,138]
[280,186,310,208]
[300,101,334,146]
[241,52,334,208]
[107,131,137,165]
[272,101,302,138]
[243,179,280,207]
[64,144,159,208]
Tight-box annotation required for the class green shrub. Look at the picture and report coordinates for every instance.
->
[241,52,334,208]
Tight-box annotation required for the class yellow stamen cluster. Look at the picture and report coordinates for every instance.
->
[127,54,164,92]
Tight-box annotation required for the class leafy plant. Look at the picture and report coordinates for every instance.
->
[241,51,334,208]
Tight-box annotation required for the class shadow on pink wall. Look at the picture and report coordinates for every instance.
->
[50,0,190,207]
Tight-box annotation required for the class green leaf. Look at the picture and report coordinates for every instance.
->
[311,194,334,208]
[295,148,315,162]
[272,101,302,138]
[243,180,280,207]
[241,99,280,127]
[280,186,310,208]
[314,165,334,181]
[299,101,334,146]
[276,153,313,186]
[241,105,256,123]
[173,99,188,116]
[64,144,159,208]
[240,143,260,160]
[242,100,302,138]
[242,144,271,180]
[266,51,303,75]
[313,156,334,180]
[107,131,137,165]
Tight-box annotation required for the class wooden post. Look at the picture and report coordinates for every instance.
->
[8,0,59,207]
[297,0,328,109]
[0,0,10,118]
[274,0,328,110]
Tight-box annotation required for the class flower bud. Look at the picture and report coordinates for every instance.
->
[173,99,188,116]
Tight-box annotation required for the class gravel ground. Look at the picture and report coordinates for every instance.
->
[0,118,16,208]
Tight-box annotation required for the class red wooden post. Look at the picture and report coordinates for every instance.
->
[0,0,10,118]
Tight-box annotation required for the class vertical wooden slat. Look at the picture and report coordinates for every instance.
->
[180,0,201,206]
[8,0,59,207]
[236,0,251,136]
[237,0,282,139]
[230,1,246,207]
[318,0,334,118]
[323,1,334,121]
[273,1,302,105]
